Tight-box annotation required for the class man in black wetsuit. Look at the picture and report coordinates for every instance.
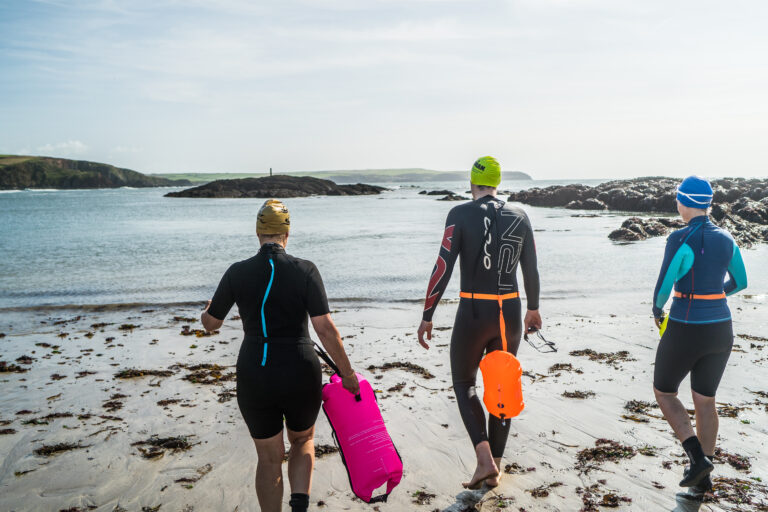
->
[201,199,359,512]
[417,156,541,489]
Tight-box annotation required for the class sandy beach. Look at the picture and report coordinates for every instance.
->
[1,296,766,512]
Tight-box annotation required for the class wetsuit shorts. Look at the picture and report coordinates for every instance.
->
[653,319,733,397]
[236,335,322,439]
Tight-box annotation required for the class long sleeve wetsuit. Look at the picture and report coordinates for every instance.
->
[422,195,540,457]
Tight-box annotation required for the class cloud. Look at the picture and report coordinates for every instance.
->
[36,140,89,156]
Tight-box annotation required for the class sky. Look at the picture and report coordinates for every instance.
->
[1,0,767,179]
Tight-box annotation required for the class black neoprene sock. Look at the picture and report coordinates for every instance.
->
[682,436,705,465]
[289,493,309,512]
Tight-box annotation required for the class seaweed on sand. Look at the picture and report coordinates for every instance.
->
[548,363,583,375]
[34,442,90,456]
[576,439,636,473]
[569,348,636,368]
[713,447,751,471]
[702,476,768,510]
[576,482,632,511]
[0,428,16,435]
[562,390,595,399]
[411,490,436,505]
[504,462,536,474]
[132,435,194,459]
[114,368,174,379]
[527,482,563,498]
[366,362,435,379]
[0,361,28,373]
[182,363,234,385]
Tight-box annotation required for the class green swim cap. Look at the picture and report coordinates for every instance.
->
[470,156,501,187]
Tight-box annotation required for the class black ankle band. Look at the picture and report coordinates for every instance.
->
[682,436,705,464]
[289,493,309,512]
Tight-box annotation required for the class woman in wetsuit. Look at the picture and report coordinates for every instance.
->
[652,176,747,493]
[417,157,542,489]
[201,199,359,512]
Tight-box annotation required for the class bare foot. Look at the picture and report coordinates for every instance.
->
[462,462,499,490]
[485,474,500,488]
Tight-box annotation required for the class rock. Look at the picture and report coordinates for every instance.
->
[165,176,387,199]
[422,189,456,196]
[438,194,469,201]
[508,177,768,247]
[608,217,686,242]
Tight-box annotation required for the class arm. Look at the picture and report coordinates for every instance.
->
[652,237,694,319]
[724,242,748,295]
[201,268,235,332]
[519,212,541,332]
[419,212,461,348]
[311,314,358,392]
[306,264,359,395]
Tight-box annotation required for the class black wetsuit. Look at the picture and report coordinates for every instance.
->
[423,195,540,458]
[208,243,330,439]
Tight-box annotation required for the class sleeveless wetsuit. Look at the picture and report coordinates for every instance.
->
[208,243,330,438]
[423,195,540,458]
[652,216,747,396]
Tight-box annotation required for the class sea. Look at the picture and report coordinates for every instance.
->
[1,180,766,322]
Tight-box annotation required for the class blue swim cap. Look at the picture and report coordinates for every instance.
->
[676,175,713,209]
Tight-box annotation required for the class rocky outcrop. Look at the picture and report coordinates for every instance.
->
[0,156,190,190]
[165,175,387,198]
[608,217,687,242]
[508,177,768,247]
[438,194,469,201]
[419,189,456,196]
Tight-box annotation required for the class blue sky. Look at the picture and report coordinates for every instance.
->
[1,0,767,178]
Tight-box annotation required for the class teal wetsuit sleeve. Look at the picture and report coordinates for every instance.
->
[652,239,694,318]
[724,242,748,295]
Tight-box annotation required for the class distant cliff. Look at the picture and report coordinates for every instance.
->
[165,175,387,198]
[0,156,190,190]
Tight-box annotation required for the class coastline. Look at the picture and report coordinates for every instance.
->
[1,299,766,511]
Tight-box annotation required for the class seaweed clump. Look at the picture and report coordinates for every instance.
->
[367,362,435,379]
[702,476,768,510]
[713,447,751,471]
[132,435,194,459]
[576,439,636,473]
[34,442,90,456]
[114,368,174,379]
[569,348,636,368]
[562,390,595,399]
[183,363,235,385]
[0,361,28,373]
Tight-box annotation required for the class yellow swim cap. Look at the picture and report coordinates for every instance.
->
[470,156,501,187]
[257,199,290,235]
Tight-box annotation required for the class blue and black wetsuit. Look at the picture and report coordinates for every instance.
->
[423,195,540,458]
[208,243,330,438]
[652,216,747,396]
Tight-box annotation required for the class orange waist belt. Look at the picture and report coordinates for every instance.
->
[459,292,520,350]
[674,292,726,300]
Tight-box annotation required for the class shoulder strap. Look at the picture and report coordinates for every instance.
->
[314,342,340,375]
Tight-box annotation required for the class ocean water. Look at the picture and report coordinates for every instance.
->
[1,180,766,319]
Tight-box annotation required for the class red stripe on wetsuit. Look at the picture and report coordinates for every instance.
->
[424,225,454,312]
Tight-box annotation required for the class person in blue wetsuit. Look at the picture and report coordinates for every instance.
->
[652,176,748,493]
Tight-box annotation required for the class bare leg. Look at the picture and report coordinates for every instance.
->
[692,391,718,456]
[286,425,316,495]
[253,431,286,512]
[654,387,695,442]
[485,457,502,487]
[462,441,499,489]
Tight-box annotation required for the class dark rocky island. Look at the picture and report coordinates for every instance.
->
[165,175,387,198]
[507,177,768,246]
[0,156,190,190]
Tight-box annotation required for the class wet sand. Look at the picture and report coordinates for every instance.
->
[0,300,766,511]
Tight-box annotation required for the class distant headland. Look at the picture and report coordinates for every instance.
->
[156,169,533,185]
[0,156,190,190]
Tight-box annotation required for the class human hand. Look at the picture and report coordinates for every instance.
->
[654,317,662,329]
[524,309,542,333]
[341,371,360,396]
[417,320,433,350]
